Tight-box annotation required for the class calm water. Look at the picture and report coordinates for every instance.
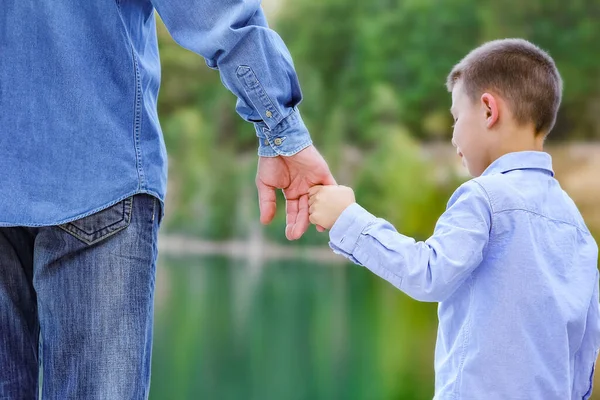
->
[149,256,438,400]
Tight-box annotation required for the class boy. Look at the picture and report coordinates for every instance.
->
[307,39,600,399]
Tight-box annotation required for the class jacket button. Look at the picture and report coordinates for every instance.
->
[266,110,273,118]
[274,138,283,146]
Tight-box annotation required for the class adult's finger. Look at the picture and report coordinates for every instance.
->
[285,196,298,240]
[293,194,310,240]
[286,194,310,240]
[256,179,277,225]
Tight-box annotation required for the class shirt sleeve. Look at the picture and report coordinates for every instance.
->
[150,0,312,157]
[329,180,492,302]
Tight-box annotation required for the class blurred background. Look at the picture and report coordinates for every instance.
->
[149,0,600,398]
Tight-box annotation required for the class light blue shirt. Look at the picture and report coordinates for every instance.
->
[1,0,310,226]
[330,151,600,399]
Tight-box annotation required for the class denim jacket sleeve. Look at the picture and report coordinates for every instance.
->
[328,180,492,302]
[150,0,312,157]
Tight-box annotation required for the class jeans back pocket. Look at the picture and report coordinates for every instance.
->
[58,197,133,245]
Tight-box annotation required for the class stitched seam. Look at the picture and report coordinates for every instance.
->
[58,200,132,242]
[348,218,376,255]
[495,208,587,234]
[60,195,133,224]
[0,190,162,227]
[373,260,406,289]
[275,108,301,134]
[473,180,494,213]
[255,107,304,138]
[273,140,313,156]
[472,181,494,253]
[236,66,282,129]
[61,218,128,245]
[58,197,134,245]
[115,0,145,190]
[583,349,599,398]
[132,51,145,189]
[359,221,409,283]
[60,208,123,237]
[60,198,132,237]
[340,213,360,253]
[454,275,474,399]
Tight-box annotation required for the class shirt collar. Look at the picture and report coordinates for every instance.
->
[481,151,554,177]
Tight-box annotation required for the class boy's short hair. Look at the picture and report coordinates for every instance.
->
[446,38,562,135]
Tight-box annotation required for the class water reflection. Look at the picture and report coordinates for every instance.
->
[150,255,437,400]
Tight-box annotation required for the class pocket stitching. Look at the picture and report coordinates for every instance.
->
[67,197,131,236]
[58,197,133,245]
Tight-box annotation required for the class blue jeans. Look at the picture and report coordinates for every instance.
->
[0,194,161,399]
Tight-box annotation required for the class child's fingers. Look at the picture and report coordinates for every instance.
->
[308,185,323,197]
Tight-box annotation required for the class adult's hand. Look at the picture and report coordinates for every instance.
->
[256,145,336,240]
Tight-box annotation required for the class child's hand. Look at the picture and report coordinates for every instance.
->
[308,185,356,230]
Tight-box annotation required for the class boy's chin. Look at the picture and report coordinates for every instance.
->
[466,165,485,178]
[463,160,481,177]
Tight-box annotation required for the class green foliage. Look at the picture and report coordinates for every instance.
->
[155,0,600,237]
[277,0,600,142]
[354,126,459,241]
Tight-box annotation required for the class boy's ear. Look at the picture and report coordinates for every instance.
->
[480,93,499,129]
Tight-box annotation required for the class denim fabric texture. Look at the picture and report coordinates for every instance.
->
[0,0,311,227]
[0,194,161,399]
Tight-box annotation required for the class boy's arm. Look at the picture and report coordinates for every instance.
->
[150,0,311,157]
[329,181,492,302]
